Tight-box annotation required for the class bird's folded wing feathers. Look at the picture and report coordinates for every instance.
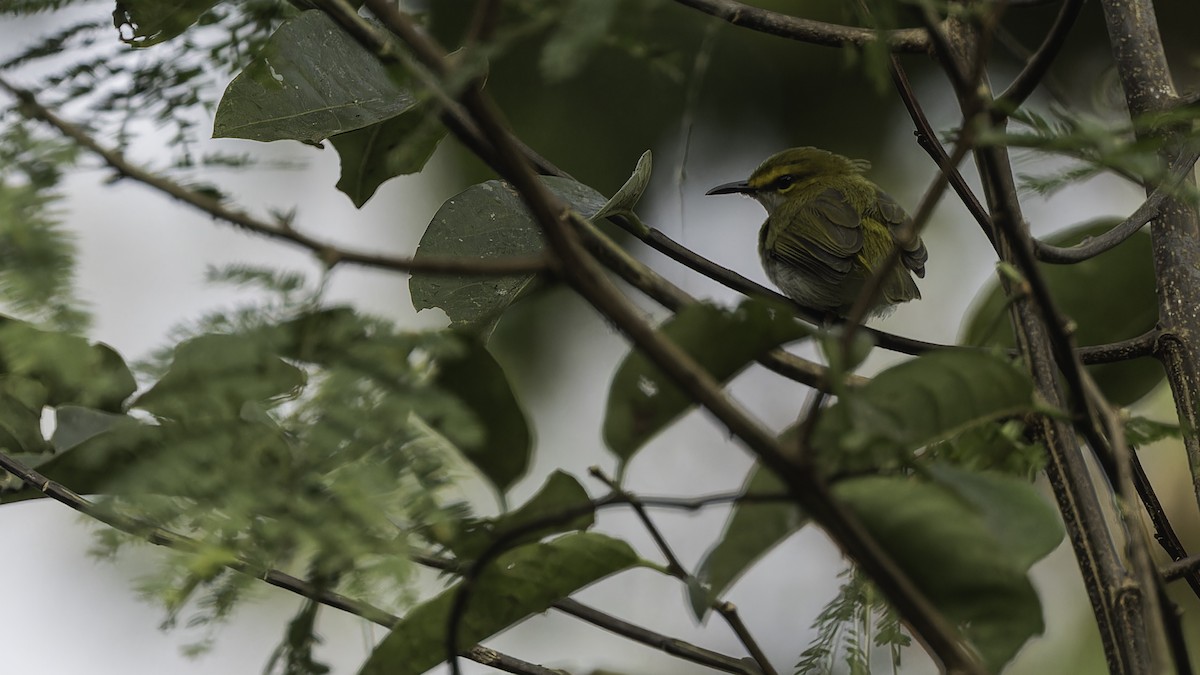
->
[764,188,863,280]
[868,189,928,278]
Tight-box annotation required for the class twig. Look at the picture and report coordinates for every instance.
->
[1033,147,1200,263]
[553,598,760,675]
[667,0,930,52]
[0,76,551,278]
[589,468,779,675]
[994,0,1084,111]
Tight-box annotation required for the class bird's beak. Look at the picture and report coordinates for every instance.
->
[705,180,754,196]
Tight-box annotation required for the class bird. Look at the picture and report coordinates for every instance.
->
[706,147,928,317]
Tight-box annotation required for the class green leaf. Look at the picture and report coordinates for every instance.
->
[213,11,417,144]
[444,470,594,559]
[603,299,809,463]
[0,388,48,455]
[593,150,652,221]
[434,335,532,494]
[409,176,607,334]
[927,465,1064,570]
[962,218,1160,405]
[113,0,220,48]
[51,405,125,452]
[1124,416,1182,446]
[539,0,618,82]
[812,351,1036,469]
[0,320,136,412]
[358,532,639,675]
[331,104,447,207]
[835,469,1061,672]
[1,413,157,504]
[689,464,803,619]
[133,333,305,420]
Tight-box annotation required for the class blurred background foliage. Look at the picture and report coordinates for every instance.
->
[2,0,1200,673]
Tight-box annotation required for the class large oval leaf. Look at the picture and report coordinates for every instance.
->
[213,11,416,144]
[812,351,1037,469]
[961,219,1160,406]
[603,299,809,464]
[688,463,804,619]
[434,334,532,494]
[358,532,639,675]
[409,176,607,333]
[835,467,1062,673]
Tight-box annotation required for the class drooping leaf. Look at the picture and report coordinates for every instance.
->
[962,218,1160,405]
[603,299,809,463]
[593,150,652,221]
[811,351,1036,470]
[331,104,447,207]
[443,470,594,559]
[359,532,639,675]
[434,334,532,494]
[835,469,1061,672]
[113,0,221,48]
[133,333,305,420]
[689,464,802,619]
[409,176,607,334]
[213,11,416,144]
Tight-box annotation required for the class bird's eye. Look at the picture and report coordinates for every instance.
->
[774,175,796,190]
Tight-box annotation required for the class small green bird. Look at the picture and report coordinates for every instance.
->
[707,147,928,317]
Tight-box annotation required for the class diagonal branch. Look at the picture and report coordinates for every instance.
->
[668,0,930,52]
[347,2,986,672]
[0,76,550,278]
[0,450,563,675]
[1033,147,1200,263]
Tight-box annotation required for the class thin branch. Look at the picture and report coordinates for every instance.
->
[994,0,1085,111]
[0,76,551,278]
[668,0,930,52]
[1135,452,1200,595]
[553,599,760,675]
[1033,146,1200,264]
[589,468,779,675]
[1162,555,1200,582]
[411,550,756,675]
[0,451,562,675]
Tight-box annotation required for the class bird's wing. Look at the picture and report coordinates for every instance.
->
[867,189,928,278]
[763,188,863,283]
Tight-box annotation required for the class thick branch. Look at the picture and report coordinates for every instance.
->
[1098,0,1200,518]
[922,15,1151,674]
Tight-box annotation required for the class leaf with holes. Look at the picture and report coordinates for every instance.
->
[409,176,607,335]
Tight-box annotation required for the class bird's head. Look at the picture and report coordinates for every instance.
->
[706,146,869,213]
